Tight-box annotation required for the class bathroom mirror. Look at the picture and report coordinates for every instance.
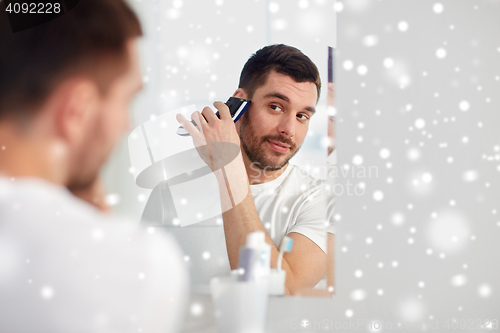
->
[102,0,336,298]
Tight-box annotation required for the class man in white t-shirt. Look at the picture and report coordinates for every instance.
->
[0,1,188,331]
[176,44,335,295]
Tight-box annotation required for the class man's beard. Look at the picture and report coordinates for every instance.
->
[239,116,300,171]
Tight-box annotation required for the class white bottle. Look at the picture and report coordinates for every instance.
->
[245,231,271,282]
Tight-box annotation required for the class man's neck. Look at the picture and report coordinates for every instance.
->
[241,149,289,185]
[0,124,68,184]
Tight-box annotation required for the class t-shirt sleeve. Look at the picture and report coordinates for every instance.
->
[287,184,335,254]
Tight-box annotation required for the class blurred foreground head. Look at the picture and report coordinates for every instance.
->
[0,0,143,190]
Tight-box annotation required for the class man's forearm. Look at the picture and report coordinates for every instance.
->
[218,178,303,295]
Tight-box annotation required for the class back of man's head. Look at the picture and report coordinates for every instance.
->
[0,0,142,123]
[238,44,321,101]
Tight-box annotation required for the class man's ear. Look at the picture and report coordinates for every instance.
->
[232,88,248,100]
[53,79,100,144]
[232,88,249,132]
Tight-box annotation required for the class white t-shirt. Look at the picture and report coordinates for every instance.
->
[140,163,334,290]
[250,163,335,253]
[0,177,189,333]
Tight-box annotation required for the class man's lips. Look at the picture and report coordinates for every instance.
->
[267,140,291,153]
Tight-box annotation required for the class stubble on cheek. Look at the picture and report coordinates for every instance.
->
[239,118,299,171]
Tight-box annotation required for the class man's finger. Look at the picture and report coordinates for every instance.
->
[191,111,207,132]
[176,113,200,137]
[201,106,218,123]
[213,101,231,121]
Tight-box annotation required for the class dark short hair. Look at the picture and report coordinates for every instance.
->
[0,0,142,121]
[238,44,321,100]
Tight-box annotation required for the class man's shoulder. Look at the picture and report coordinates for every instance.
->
[0,177,186,282]
[0,177,177,250]
[286,164,326,189]
[0,180,188,333]
[0,177,109,226]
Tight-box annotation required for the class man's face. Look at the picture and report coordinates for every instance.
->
[68,39,143,190]
[236,70,318,171]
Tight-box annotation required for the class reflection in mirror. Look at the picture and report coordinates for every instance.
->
[134,45,336,297]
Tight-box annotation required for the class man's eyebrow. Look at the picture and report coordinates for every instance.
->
[264,92,316,113]
[264,92,290,103]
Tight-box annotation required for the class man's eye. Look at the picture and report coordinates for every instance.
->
[270,105,282,111]
[297,114,309,120]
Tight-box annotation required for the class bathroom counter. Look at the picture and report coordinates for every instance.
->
[181,292,336,333]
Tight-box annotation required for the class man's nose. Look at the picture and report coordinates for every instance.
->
[277,113,295,138]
